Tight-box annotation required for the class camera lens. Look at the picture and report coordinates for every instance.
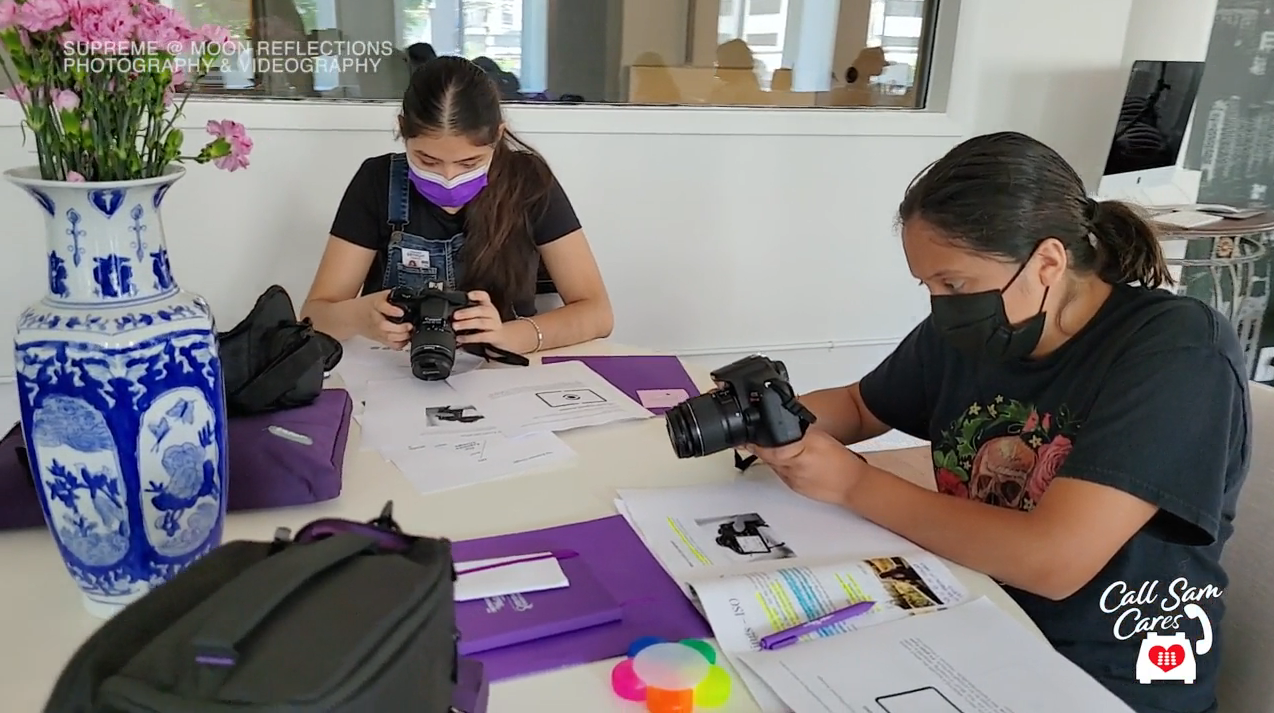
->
[665,389,749,458]
[407,325,457,380]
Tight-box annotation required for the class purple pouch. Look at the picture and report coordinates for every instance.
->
[454,658,489,713]
[225,388,353,512]
[0,388,353,530]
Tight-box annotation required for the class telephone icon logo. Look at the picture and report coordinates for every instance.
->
[1136,603,1212,685]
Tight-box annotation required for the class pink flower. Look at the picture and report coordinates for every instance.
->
[63,0,139,51]
[935,468,969,499]
[170,66,186,88]
[206,119,252,171]
[3,83,30,104]
[66,171,85,182]
[1022,409,1038,432]
[51,88,79,111]
[134,0,194,49]
[1041,413,1051,432]
[0,0,17,29]
[198,23,234,52]
[1026,435,1073,504]
[14,0,70,33]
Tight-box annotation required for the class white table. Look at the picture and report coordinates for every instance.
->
[0,340,1040,711]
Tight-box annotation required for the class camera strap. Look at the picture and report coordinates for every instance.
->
[462,343,530,368]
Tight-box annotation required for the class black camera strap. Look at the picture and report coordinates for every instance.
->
[462,343,530,367]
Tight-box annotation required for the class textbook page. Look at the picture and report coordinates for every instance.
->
[690,554,968,713]
[691,553,968,654]
[738,597,1136,713]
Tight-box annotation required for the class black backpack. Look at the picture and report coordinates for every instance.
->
[217,285,343,416]
[44,504,459,712]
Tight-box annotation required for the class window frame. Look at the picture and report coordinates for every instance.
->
[0,0,963,139]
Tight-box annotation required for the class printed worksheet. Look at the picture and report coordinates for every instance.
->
[615,479,921,586]
[738,598,1136,713]
[335,336,483,406]
[615,479,931,713]
[388,430,575,495]
[692,553,968,655]
[448,360,651,436]
[357,377,496,452]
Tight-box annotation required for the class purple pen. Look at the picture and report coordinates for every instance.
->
[758,600,876,650]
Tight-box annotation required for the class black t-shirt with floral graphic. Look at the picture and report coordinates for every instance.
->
[859,284,1249,713]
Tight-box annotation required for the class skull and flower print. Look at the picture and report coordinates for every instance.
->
[931,396,1080,511]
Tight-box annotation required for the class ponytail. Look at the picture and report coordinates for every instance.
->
[1088,200,1173,289]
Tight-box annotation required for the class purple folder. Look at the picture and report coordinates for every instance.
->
[451,515,710,680]
[457,555,623,655]
[453,658,489,713]
[540,355,700,414]
[0,388,352,530]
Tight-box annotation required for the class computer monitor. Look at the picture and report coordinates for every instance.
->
[1097,60,1205,200]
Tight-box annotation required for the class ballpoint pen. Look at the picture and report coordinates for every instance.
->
[758,600,876,651]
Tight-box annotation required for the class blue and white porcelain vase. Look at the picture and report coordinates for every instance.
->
[6,166,229,619]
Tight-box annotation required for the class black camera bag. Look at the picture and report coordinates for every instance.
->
[44,504,459,713]
[217,285,343,416]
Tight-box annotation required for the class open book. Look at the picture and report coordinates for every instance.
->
[689,553,970,712]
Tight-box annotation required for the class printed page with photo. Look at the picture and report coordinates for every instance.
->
[447,360,651,436]
[688,553,969,713]
[615,478,922,588]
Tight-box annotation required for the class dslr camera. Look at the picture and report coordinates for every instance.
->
[664,355,816,459]
[386,283,477,381]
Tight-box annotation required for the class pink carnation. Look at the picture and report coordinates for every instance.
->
[133,0,194,49]
[14,0,70,33]
[0,0,17,29]
[207,119,252,171]
[62,0,139,51]
[198,23,234,52]
[51,88,79,111]
[3,83,30,104]
[66,171,85,182]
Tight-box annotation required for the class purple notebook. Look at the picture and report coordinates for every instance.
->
[539,355,700,414]
[456,556,623,655]
[451,515,710,681]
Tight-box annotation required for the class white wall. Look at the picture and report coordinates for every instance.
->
[0,0,1218,394]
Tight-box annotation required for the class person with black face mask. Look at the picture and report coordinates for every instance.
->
[744,132,1249,713]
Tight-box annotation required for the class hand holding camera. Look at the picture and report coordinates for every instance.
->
[385,283,479,380]
[363,290,412,349]
[452,290,506,347]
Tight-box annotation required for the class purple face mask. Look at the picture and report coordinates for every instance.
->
[407,161,489,208]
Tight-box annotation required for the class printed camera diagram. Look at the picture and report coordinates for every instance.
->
[875,686,963,712]
[536,388,607,408]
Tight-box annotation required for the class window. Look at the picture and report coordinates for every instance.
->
[747,0,782,15]
[169,0,937,108]
[745,33,779,48]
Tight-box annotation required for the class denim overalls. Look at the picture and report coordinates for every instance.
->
[382,153,466,292]
[382,153,529,367]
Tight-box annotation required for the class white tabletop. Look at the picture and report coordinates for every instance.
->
[0,340,1039,711]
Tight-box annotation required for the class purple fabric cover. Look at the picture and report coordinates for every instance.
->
[0,388,353,530]
[453,658,489,713]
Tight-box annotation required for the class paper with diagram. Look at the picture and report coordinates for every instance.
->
[615,478,922,586]
[738,597,1136,713]
[387,430,575,495]
[355,373,575,494]
[448,360,651,436]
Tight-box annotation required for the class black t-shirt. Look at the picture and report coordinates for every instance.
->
[330,152,582,298]
[860,285,1248,713]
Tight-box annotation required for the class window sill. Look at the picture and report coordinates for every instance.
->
[0,97,966,138]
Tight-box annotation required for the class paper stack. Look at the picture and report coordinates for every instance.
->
[336,339,651,494]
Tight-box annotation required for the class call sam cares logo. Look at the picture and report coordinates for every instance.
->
[1101,578,1222,685]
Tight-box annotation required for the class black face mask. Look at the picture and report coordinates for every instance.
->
[930,257,1049,361]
